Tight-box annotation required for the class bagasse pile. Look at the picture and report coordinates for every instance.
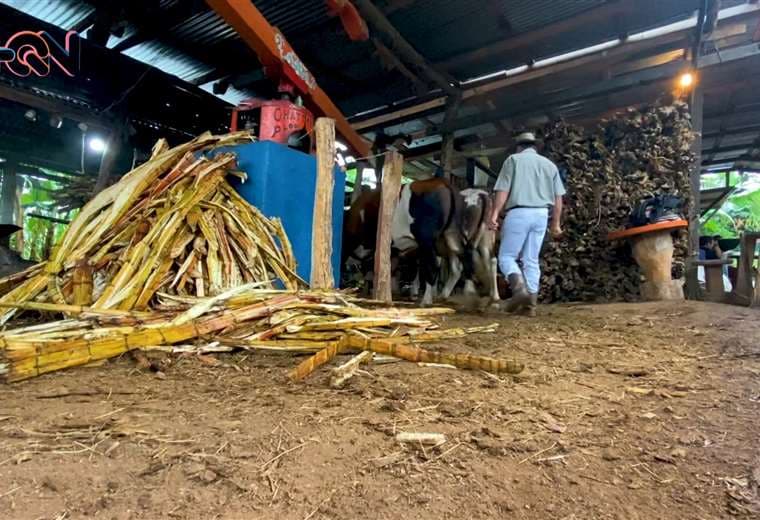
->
[0,132,520,382]
[0,288,519,383]
[0,131,302,326]
[539,101,694,303]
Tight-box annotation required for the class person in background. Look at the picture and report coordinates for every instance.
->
[699,235,723,260]
[698,235,733,292]
[488,132,566,316]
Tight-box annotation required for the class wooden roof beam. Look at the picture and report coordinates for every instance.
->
[0,84,113,131]
[371,38,429,96]
[353,0,459,97]
[703,142,759,155]
[436,61,685,135]
[352,3,760,132]
[438,0,636,73]
[704,124,760,138]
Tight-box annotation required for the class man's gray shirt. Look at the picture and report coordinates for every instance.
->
[494,148,566,209]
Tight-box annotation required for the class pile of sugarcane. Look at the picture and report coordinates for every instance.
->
[49,173,119,213]
[539,101,694,302]
[0,132,519,383]
[0,131,303,326]
[0,287,521,382]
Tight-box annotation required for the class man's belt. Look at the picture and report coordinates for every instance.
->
[507,205,549,211]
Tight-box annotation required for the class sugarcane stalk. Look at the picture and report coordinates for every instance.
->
[72,260,93,306]
[0,294,299,382]
[345,336,524,375]
[288,337,348,381]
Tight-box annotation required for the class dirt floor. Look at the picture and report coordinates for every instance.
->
[1,301,759,520]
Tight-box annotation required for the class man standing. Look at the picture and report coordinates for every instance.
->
[488,132,565,316]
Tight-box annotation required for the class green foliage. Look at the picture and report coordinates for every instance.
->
[8,173,74,262]
[700,209,735,237]
[700,171,760,237]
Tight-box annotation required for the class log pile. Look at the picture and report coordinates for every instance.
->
[539,101,694,302]
[0,131,303,326]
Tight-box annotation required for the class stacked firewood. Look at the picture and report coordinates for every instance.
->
[539,101,694,302]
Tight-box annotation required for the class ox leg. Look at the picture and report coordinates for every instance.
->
[461,246,478,296]
[410,273,420,299]
[441,255,463,299]
[472,244,496,301]
[422,281,437,306]
[490,257,500,303]
[418,244,439,306]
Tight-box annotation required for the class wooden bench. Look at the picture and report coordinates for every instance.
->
[607,219,688,301]
[731,232,760,306]
[695,258,732,302]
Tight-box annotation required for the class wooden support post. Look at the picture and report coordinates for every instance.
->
[311,117,336,289]
[0,160,18,248]
[732,232,760,305]
[685,85,704,299]
[93,130,121,195]
[686,3,706,299]
[351,162,366,203]
[439,95,462,179]
[373,151,403,302]
[375,153,386,191]
[14,184,24,254]
[440,133,455,179]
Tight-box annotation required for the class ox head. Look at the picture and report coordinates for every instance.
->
[460,189,492,243]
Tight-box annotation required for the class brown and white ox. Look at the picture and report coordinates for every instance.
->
[342,179,498,305]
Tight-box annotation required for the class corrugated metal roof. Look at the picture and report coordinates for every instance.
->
[392,0,700,77]
[0,0,93,30]
[123,41,215,85]
[2,0,750,128]
[172,10,237,47]
[390,0,607,62]
[198,81,250,106]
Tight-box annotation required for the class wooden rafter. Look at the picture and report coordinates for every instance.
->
[437,1,635,73]
[352,4,760,133]
[353,0,459,97]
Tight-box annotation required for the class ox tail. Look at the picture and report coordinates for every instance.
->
[441,181,460,236]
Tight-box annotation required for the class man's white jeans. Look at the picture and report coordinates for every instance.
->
[498,207,548,294]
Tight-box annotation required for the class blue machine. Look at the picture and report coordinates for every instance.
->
[213,141,344,286]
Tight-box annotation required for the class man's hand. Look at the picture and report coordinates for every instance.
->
[550,224,563,239]
[488,215,500,231]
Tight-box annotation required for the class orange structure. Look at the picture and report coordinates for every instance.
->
[205,0,370,157]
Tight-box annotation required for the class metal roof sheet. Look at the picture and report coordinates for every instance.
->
[123,41,215,85]
[171,10,237,46]
[0,0,93,30]
[389,0,607,62]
